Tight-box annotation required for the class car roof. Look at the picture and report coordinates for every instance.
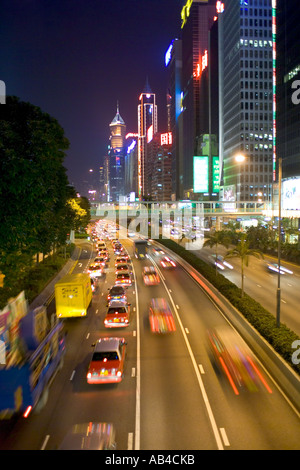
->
[108,299,127,308]
[94,337,124,352]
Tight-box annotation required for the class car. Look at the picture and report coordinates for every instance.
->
[98,248,109,260]
[115,255,130,265]
[94,256,107,267]
[87,337,126,384]
[115,271,132,286]
[142,266,160,286]
[87,263,103,278]
[91,277,97,292]
[207,326,272,395]
[208,254,233,271]
[152,247,165,257]
[59,422,116,450]
[160,256,176,269]
[266,263,293,275]
[104,300,130,328]
[148,298,176,333]
[113,244,124,255]
[115,263,131,274]
[97,241,106,249]
[107,285,127,302]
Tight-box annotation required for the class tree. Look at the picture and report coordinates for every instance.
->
[225,233,264,297]
[0,96,71,278]
[203,231,231,275]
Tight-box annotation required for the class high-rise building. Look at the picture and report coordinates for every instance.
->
[138,79,158,199]
[276,0,300,181]
[147,132,173,201]
[180,0,216,199]
[221,0,274,204]
[108,103,126,201]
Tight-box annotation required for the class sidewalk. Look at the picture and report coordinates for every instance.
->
[29,245,82,310]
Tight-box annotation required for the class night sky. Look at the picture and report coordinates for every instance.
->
[1,0,184,192]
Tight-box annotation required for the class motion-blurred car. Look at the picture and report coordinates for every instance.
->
[152,247,165,257]
[208,326,272,395]
[149,298,176,333]
[98,248,109,260]
[115,254,130,264]
[59,422,116,450]
[115,263,131,275]
[160,256,176,269]
[94,256,107,267]
[142,266,160,286]
[115,272,132,287]
[87,337,126,384]
[107,285,127,302]
[266,263,293,275]
[113,244,124,255]
[104,300,130,328]
[208,254,233,271]
[87,263,103,278]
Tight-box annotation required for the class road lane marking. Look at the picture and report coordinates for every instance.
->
[41,435,50,450]
[149,255,224,451]
[185,327,190,334]
[199,364,205,374]
[132,367,136,377]
[70,370,75,381]
[220,428,230,447]
[86,333,90,339]
[131,259,141,451]
[128,432,133,450]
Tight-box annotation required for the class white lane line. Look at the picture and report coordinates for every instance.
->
[185,327,190,334]
[41,435,50,450]
[132,367,136,378]
[86,332,90,340]
[149,255,224,451]
[128,432,133,450]
[220,428,230,447]
[70,370,75,381]
[199,364,205,375]
[131,259,140,451]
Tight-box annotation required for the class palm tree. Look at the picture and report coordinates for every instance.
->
[204,231,231,275]
[225,233,264,297]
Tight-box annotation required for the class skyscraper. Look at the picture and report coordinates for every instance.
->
[137,79,158,199]
[108,103,126,201]
[221,0,274,204]
[180,0,217,199]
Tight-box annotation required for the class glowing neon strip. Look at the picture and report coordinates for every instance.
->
[272,0,277,181]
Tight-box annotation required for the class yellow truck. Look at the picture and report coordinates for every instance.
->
[55,273,93,318]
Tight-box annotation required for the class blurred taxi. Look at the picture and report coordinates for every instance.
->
[94,256,107,267]
[149,298,176,333]
[87,263,103,278]
[104,300,130,328]
[59,422,116,450]
[142,266,160,286]
[208,326,272,395]
[115,254,130,264]
[115,263,131,275]
[115,272,132,287]
[107,285,127,302]
[87,337,126,384]
[160,256,176,269]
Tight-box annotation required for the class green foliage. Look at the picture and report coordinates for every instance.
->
[159,239,300,376]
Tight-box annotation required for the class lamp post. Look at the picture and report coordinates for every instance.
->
[276,157,282,328]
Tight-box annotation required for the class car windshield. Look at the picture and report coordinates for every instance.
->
[117,273,129,278]
[108,307,126,314]
[92,351,119,361]
[110,287,125,295]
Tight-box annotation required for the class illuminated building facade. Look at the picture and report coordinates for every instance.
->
[147,133,173,201]
[276,0,300,181]
[221,0,274,204]
[138,79,158,199]
[180,0,217,199]
[108,104,126,201]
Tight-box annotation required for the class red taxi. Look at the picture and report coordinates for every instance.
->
[160,256,176,269]
[104,300,130,328]
[115,272,132,286]
[142,266,160,286]
[149,298,176,333]
[87,337,126,384]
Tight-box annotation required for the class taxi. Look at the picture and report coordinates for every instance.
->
[160,256,176,269]
[115,254,130,264]
[107,285,127,302]
[104,300,130,328]
[87,337,126,384]
[87,263,103,278]
[115,272,132,286]
[94,256,107,267]
[149,298,176,333]
[115,263,131,275]
[142,266,160,286]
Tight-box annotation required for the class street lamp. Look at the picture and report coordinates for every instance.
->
[276,157,282,328]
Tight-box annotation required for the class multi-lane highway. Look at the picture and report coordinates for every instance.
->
[0,224,299,450]
[195,242,300,337]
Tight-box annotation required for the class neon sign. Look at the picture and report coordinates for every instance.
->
[161,132,172,146]
[165,41,174,67]
[194,50,208,78]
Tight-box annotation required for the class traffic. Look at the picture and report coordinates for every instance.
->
[0,219,299,450]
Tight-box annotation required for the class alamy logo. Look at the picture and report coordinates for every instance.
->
[0,81,6,104]
[291,340,300,365]
[291,80,300,105]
